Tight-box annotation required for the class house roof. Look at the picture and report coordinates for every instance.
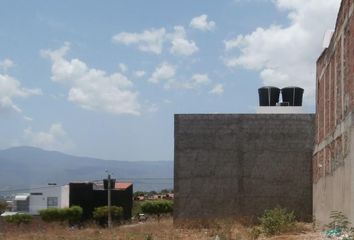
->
[115,182,132,190]
[15,194,29,201]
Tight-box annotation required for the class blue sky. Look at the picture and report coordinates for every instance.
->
[0,0,341,161]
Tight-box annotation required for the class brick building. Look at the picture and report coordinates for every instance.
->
[314,0,354,226]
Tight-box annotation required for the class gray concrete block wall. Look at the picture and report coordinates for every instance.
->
[174,114,315,221]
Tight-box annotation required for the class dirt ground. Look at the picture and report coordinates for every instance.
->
[0,218,323,240]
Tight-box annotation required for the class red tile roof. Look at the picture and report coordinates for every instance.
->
[115,182,132,190]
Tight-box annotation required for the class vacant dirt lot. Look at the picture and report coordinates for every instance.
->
[0,218,323,240]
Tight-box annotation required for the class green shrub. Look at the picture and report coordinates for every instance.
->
[141,200,173,221]
[250,226,262,240]
[64,206,83,225]
[39,208,65,222]
[258,207,295,236]
[93,206,124,226]
[39,206,83,225]
[325,211,354,239]
[4,213,33,226]
[0,200,7,214]
[326,211,351,230]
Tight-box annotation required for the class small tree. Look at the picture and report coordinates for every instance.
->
[93,206,124,227]
[141,200,173,221]
[0,200,8,214]
[134,191,145,198]
[4,213,33,226]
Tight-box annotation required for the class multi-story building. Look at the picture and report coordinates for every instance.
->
[314,0,354,226]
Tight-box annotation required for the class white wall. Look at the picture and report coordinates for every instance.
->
[61,185,70,208]
[29,185,69,215]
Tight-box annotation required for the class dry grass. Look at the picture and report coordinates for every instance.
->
[0,217,321,240]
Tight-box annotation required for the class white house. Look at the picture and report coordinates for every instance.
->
[28,185,69,215]
[12,184,70,215]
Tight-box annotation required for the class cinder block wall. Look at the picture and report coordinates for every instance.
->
[174,114,314,221]
[314,0,354,226]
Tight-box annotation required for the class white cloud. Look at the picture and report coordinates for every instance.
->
[23,123,73,151]
[148,62,176,84]
[209,83,224,95]
[119,63,128,73]
[190,14,216,31]
[182,73,211,89]
[169,26,199,56]
[0,59,14,71]
[113,26,199,56]
[112,28,166,54]
[223,0,341,104]
[147,104,159,113]
[24,116,33,122]
[0,66,41,113]
[41,43,140,115]
[134,70,146,78]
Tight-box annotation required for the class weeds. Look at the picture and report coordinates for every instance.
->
[258,207,296,236]
[325,211,354,240]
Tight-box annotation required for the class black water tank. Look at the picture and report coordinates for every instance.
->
[103,179,116,190]
[258,86,280,106]
[281,87,304,106]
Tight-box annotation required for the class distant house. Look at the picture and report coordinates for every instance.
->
[69,180,133,220]
[14,194,30,212]
[29,185,69,214]
[11,180,133,220]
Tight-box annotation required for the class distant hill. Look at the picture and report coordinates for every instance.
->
[0,146,173,194]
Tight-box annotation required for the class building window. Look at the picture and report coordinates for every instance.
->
[30,192,43,195]
[47,197,58,208]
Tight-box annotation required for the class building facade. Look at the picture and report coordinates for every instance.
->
[174,114,314,221]
[69,182,133,220]
[314,0,354,225]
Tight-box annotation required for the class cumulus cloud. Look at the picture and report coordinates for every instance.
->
[134,70,146,78]
[23,123,73,151]
[0,59,14,71]
[41,42,140,115]
[113,26,198,56]
[147,104,159,113]
[190,14,216,31]
[209,83,224,95]
[170,26,198,56]
[148,62,176,84]
[112,28,166,54]
[223,0,341,104]
[0,63,41,113]
[182,74,211,89]
[119,63,128,73]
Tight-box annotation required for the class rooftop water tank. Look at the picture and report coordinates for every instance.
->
[258,86,280,106]
[281,87,304,106]
[103,179,116,190]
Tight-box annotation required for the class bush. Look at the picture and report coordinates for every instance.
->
[141,200,173,221]
[39,208,65,222]
[4,213,33,226]
[258,207,295,236]
[93,206,124,226]
[325,211,354,239]
[64,206,83,225]
[0,200,8,214]
[39,206,83,225]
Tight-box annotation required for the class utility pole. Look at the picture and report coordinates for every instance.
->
[106,170,112,229]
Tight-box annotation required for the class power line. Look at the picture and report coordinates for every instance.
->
[0,179,174,193]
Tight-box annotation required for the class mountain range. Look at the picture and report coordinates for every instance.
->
[0,146,173,194]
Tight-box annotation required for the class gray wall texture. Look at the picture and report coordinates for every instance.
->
[174,114,315,221]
